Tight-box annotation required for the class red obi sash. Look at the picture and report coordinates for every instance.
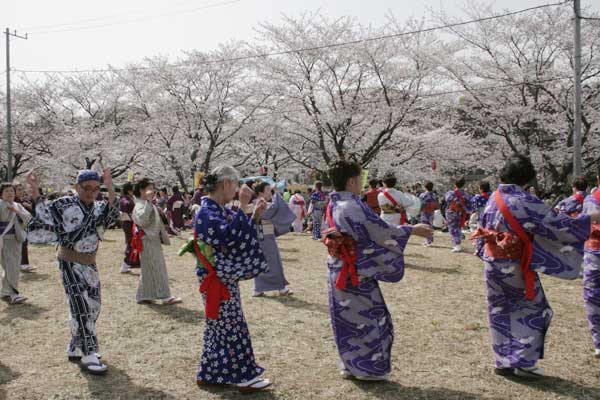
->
[193,230,231,320]
[470,228,524,260]
[451,188,468,228]
[585,191,600,251]
[494,191,536,301]
[323,204,359,290]
[129,225,145,264]
[382,190,407,225]
[482,192,490,200]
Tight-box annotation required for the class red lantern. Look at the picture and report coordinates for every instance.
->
[431,160,437,171]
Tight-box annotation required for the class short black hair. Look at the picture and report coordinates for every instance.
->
[499,153,536,186]
[134,178,154,197]
[254,181,271,195]
[0,182,15,196]
[328,160,362,191]
[368,178,378,189]
[294,190,301,195]
[159,187,167,194]
[382,172,397,188]
[172,186,180,194]
[425,181,434,191]
[315,181,323,191]
[454,176,466,188]
[479,181,491,193]
[121,182,133,195]
[572,176,588,192]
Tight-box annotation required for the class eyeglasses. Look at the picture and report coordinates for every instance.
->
[81,185,101,193]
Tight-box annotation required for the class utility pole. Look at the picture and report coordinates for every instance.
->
[573,0,582,176]
[4,28,28,181]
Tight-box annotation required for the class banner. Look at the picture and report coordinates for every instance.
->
[361,169,369,188]
[194,172,205,189]
[127,170,134,182]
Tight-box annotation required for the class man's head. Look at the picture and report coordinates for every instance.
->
[122,182,134,197]
[75,170,101,205]
[368,178,378,190]
[479,181,491,193]
[454,176,466,189]
[499,153,536,187]
[382,172,397,189]
[571,176,588,193]
[172,186,180,195]
[425,181,434,192]
[328,160,362,195]
[314,181,323,191]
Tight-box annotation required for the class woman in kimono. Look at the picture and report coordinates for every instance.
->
[444,176,473,253]
[253,182,296,297]
[132,178,181,305]
[471,154,600,378]
[167,186,185,230]
[119,182,138,274]
[1,183,32,304]
[309,181,326,240]
[582,187,600,358]
[324,160,432,381]
[182,166,271,392]
[14,182,36,273]
[555,176,588,216]
[469,181,492,233]
[418,181,438,246]
[289,191,307,233]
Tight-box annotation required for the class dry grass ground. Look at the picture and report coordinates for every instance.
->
[1,229,600,400]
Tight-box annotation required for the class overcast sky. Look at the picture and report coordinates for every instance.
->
[1,0,599,74]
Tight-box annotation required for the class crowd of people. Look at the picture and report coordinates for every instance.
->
[1,153,600,392]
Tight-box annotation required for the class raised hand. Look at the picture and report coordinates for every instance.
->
[238,184,254,207]
[102,168,113,190]
[26,170,40,201]
[254,198,268,220]
[412,223,434,239]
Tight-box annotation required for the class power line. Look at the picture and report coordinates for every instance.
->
[21,0,217,31]
[12,0,572,75]
[251,76,573,118]
[27,0,242,35]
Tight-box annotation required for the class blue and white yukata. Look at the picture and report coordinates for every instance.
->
[444,188,473,246]
[418,191,438,245]
[325,191,413,378]
[310,190,326,240]
[194,197,268,384]
[28,195,119,356]
[582,193,600,352]
[474,184,590,369]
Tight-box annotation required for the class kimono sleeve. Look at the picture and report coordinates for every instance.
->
[132,201,155,229]
[27,198,59,244]
[335,199,413,283]
[518,196,590,278]
[261,193,296,236]
[95,199,120,228]
[195,207,258,247]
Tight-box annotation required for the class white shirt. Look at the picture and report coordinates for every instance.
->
[377,188,414,226]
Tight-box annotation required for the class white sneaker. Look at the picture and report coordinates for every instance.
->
[120,262,131,273]
[279,288,293,296]
[595,349,600,358]
[451,246,462,253]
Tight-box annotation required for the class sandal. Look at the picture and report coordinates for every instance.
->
[513,367,544,379]
[236,377,271,393]
[279,288,293,296]
[9,295,28,305]
[68,353,102,363]
[162,297,182,305]
[79,360,108,375]
[137,300,155,304]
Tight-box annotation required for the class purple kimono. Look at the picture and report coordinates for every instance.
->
[419,191,438,244]
[582,194,600,351]
[556,192,586,216]
[475,184,590,369]
[254,193,296,293]
[120,195,139,267]
[444,189,473,245]
[326,191,413,378]
[167,193,185,229]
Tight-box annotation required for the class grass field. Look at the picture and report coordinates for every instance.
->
[1,229,600,400]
